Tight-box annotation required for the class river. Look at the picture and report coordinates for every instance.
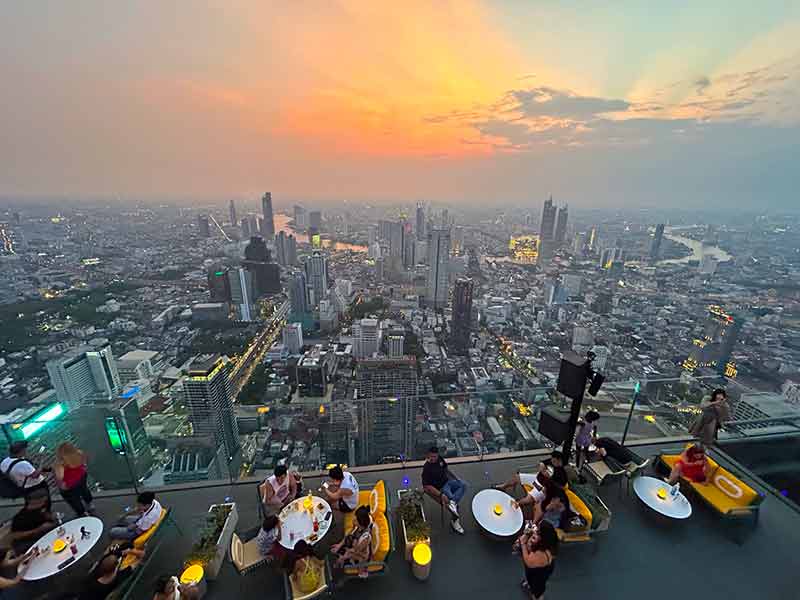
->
[274,214,367,252]
[660,231,732,265]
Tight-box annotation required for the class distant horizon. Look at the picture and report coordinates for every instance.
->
[2,2,799,208]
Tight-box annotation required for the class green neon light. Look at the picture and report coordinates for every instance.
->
[21,403,64,439]
[215,271,224,276]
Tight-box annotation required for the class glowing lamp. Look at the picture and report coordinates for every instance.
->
[493,504,504,516]
[52,539,67,553]
[657,487,667,500]
[412,543,432,566]
[303,495,314,511]
[180,564,204,585]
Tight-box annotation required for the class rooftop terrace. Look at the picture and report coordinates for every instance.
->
[4,438,799,600]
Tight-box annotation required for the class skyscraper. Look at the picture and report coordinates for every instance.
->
[207,267,231,302]
[650,224,665,262]
[544,278,567,306]
[683,305,744,377]
[426,228,451,308]
[554,204,568,244]
[183,354,240,460]
[304,251,328,306]
[243,236,280,296]
[293,205,306,228]
[198,214,210,237]
[46,343,121,407]
[308,210,322,233]
[240,217,251,238]
[228,267,254,321]
[283,323,304,354]
[261,192,275,237]
[540,196,557,243]
[403,223,415,267]
[275,231,287,266]
[289,272,310,318]
[354,318,381,359]
[388,222,404,259]
[415,202,425,241]
[286,234,298,266]
[387,334,405,358]
[356,357,418,465]
[451,278,474,354]
[229,199,237,227]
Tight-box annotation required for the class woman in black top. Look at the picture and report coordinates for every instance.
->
[81,542,144,600]
[520,521,558,599]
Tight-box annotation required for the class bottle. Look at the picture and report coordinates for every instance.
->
[70,536,78,555]
[313,517,319,532]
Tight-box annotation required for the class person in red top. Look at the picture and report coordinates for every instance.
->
[667,444,711,484]
[54,442,95,516]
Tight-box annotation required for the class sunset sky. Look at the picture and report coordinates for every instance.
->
[2,1,799,208]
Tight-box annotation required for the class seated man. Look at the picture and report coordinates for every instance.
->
[496,450,567,504]
[331,506,373,576]
[321,465,359,513]
[81,543,145,600]
[421,446,466,534]
[667,444,711,485]
[109,491,163,541]
[9,488,56,553]
[259,465,297,515]
[591,437,644,470]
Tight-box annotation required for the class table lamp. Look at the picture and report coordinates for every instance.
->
[493,503,504,516]
[657,487,667,500]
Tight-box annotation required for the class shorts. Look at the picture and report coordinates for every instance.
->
[519,474,546,503]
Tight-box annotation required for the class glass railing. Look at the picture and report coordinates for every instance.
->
[5,373,797,498]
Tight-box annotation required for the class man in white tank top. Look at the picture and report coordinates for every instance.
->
[259,465,297,513]
[322,465,359,513]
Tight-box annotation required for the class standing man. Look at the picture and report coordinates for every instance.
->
[421,446,466,534]
[322,465,359,513]
[0,441,51,508]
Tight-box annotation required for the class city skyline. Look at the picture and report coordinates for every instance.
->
[1,2,799,208]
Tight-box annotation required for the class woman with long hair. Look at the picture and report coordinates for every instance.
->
[54,442,95,517]
[520,520,559,599]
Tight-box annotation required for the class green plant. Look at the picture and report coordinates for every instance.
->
[184,504,232,568]
[397,489,431,542]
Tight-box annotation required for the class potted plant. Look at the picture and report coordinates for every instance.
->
[183,502,239,580]
[397,489,431,561]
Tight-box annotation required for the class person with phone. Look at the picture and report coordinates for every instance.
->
[321,466,359,514]
[9,488,56,554]
[0,546,35,599]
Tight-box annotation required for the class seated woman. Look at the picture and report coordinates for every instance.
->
[496,451,567,505]
[512,469,568,511]
[151,573,204,600]
[82,543,145,600]
[519,521,559,600]
[287,541,324,595]
[255,515,285,563]
[668,444,711,485]
[330,506,373,577]
[533,491,568,530]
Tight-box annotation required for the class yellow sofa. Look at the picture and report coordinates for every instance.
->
[342,510,391,576]
[660,453,763,519]
[343,480,387,532]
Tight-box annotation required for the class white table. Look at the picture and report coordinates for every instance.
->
[471,489,524,538]
[279,496,333,549]
[634,476,692,519]
[22,516,104,581]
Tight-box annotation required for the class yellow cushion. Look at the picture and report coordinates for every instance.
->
[290,558,326,599]
[371,480,387,513]
[565,489,592,530]
[661,454,758,514]
[372,511,390,563]
[133,507,168,548]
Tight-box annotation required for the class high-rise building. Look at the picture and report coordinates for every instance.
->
[116,350,161,385]
[304,251,328,306]
[293,205,306,228]
[240,217,251,238]
[289,272,310,318]
[229,199,237,227]
[286,234,297,266]
[183,355,240,460]
[46,343,121,407]
[275,231,287,266]
[243,236,280,296]
[415,203,426,241]
[207,267,231,302]
[389,222,404,259]
[375,257,385,281]
[572,232,586,256]
[387,334,405,358]
[451,278,474,354]
[426,228,451,309]
[354,318,381,359]
[588,226,598,253]
[228,267,254,321]
[261,192,275,238]
[561,274,582,297]
[356,357,418,465]
[554,205,568,244]
[297,347,331,398]
[249,214,259,238]
[543,278,567,306]
[590,344,609,372]
[599,247,624,268]
[683,305,744,377]
[308,210,322,233]
[650,224,665,261]
[198,214,210,237]
[283,323,304,354]
[403,223,415,267]
[572,326,594,351]
[540,196,557,243]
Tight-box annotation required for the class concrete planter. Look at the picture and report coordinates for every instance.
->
[397,489,430,562]
[205,502,238,580]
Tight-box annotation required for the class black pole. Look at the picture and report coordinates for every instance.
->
[621,386,640,445]
[560,387,585,462]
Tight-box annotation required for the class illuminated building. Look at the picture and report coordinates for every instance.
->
[355,357,418,465]
[451,278,474,354]
[682,305,744,377]
[183,354,240,460]
[261,192,275,237]
[509,235,540,264]
[46,343,121,407]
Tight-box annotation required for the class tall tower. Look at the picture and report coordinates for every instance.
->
[46,344,121,407]
[554,204,568,244]
[387,334,405,358]
[183,355,240,461]
[416,203,426,241]
[228,267,254,321]
[243,236,280,296]
[683,305,744,377]
[261,192,275,238]
[197,214,210,238]
[426,228,451,309]
[539,196,557,258]
[451,278,474,354]
[650,224,665,262]
[304,251,328,306]
[356,357,418,465]
[354,318,381,359]
[282,323,304,354]
[289,272,310,318]
[229,199,237,227]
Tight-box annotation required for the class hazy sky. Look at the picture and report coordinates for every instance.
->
[2,1,799,208]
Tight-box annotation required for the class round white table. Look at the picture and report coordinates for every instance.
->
[472,489,524,538]
[22,516,104,581]
[633,476,692,519]
[279,496,333,549]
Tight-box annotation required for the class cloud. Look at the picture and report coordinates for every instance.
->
[694,76,711,95]
[507,87,630,118]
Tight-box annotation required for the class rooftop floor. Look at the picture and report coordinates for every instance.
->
[7,440,799,600]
